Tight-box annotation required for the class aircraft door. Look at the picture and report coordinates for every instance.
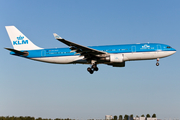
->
[157,45,161,51]
[41,50,46,57]
[132,46,136,52]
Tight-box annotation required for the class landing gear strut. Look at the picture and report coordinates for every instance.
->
[156,58,159,66]
[92,64,99,71]
[87,61,99,74]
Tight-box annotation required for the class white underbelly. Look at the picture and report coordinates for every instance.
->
[30,56,85,64]
[124,51,176,61]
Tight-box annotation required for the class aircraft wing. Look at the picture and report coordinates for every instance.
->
[53,33,106,55]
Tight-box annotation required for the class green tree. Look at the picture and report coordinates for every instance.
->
[54,118,60,120]
[36,117,42,120]
[146,114,151,118]
[141,115,145,117]
[124,115,129,120]
[14,117,18,120]
[119,115,123,120]
[114,116,118,120]
[19,116,24,120]
[152,114,156,118]
[9,116,14,120]
[0,116,6,120]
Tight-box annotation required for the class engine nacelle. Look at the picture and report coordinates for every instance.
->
[100,54,124,63]
[109,54,124,63]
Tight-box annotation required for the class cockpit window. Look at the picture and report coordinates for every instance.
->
[167,46,171,48]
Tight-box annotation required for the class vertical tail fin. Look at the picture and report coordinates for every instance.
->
[5,26,42,50]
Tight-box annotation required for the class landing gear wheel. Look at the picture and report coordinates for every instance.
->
[156,62,159,66]
[87,67,94,74]
[93,67,99,71]
[90,70,94,74]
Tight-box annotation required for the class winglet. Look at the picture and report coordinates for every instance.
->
[53,33,62,39]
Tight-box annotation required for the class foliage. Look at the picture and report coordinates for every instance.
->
[124,115,128,120]
[152,114,156,118]
[113,115,118,120]
[0,114,157,120]
[146,114,151,118]
[119,115,123,120]
[0,117,71,120]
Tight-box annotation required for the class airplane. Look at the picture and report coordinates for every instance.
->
[5,26,176,74]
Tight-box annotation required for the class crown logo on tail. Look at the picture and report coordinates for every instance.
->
[17,35,24,40]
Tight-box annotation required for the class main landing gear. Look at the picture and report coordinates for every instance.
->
[156,58,159,66]
[87,62,99,74]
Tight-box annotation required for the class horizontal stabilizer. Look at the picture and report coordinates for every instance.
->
[5,48,28,56]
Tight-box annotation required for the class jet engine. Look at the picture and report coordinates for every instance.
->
[100,54,124,63]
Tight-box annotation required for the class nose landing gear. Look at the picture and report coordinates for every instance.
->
[156,58,159,66]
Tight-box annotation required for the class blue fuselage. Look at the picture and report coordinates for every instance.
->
[11,43,175,58]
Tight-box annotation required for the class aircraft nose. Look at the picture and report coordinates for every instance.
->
[172,48,176,54]
[173,50,176,54]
